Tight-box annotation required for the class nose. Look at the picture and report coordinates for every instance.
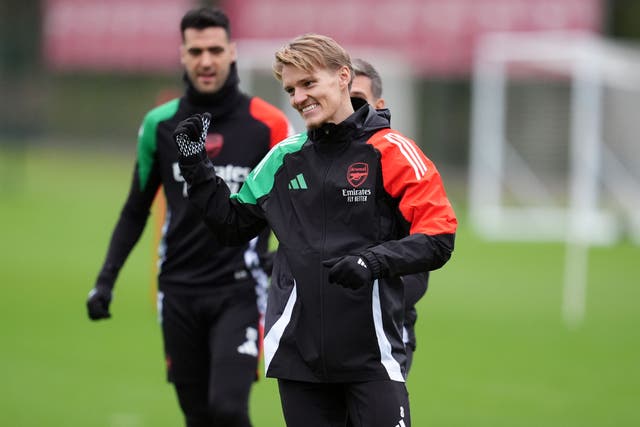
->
[291,88,307,107]
[200,51,214,68]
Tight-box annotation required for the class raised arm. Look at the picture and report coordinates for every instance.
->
[173,113,267,245]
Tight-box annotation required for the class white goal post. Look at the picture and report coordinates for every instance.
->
[468,31,640,327]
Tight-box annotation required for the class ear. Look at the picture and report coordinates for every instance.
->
[374,98,386,109]
[337,65,352,89]
[179,45,187,66]
[229,42,238,62]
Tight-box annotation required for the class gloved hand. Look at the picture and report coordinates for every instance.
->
[173,112,211,157]
[86,284,113,320]
[322,255,373,289]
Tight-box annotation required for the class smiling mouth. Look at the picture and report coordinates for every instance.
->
[301,103,318,113]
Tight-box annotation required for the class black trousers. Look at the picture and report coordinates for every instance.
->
[160,288,260,427]
[278,379,410,427]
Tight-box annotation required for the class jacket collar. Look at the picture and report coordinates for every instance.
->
[308,99,390,144]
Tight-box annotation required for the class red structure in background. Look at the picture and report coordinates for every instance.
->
[42,0,604,77]
[43,0,191,72]
[224,0,603,77]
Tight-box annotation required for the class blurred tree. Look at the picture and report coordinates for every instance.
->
[606,0,640,40]
[0,0,43,139]
[198,0,223,9]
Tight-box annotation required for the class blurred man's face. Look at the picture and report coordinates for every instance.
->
[180,27,237,94]
[281,64,353,129]
[350,75,385,109]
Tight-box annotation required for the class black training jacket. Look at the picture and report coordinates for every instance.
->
[180,103,457,382]
[95,65,290,299]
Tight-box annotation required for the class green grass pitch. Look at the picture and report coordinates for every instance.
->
[1,146,638,426]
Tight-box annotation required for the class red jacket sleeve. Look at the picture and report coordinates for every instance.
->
[368,129,457,236]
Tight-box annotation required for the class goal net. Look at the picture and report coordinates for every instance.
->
[469,31,640,246]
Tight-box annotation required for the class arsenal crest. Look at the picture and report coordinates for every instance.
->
[347,162,369,188]
[205,133,224,158]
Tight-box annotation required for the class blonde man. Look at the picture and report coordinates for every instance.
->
[172,34,457,426]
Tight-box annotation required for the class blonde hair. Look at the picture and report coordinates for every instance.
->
[273,33,353,82]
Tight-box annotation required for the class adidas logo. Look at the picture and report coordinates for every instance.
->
[288,173,308,190]
[237,327,259,357]
[357,258,368,269]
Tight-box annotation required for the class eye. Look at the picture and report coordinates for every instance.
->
[284,87,294,95]
[188,48,203,57]
[207,46,225,55]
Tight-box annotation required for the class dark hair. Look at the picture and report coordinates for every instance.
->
[352,58,383,99]
[180,7,231,40]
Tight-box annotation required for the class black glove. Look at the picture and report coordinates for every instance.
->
[86,284,113,320]
[173,112,211,157]
[322,255,373,289]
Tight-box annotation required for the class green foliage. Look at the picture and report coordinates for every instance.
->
[1,147,638,426]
